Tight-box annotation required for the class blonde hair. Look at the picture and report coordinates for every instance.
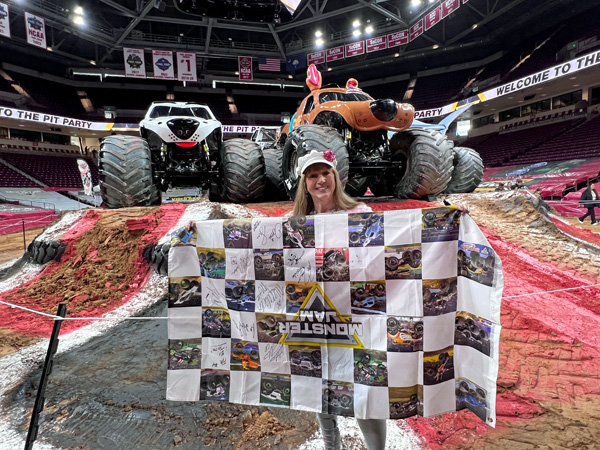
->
[292,166,361,216]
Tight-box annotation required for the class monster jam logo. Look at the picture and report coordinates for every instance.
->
[155,57,172,71]
[127,54,143,69]
[279,283,364,348]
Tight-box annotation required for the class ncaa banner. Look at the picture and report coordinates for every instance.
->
[0,2,11,38]
[166,208,503,425]
[177,52,197,82]
[24,12,46,49]
[123,47,146,79]
[238,56,253,81]
[152,50,175,80]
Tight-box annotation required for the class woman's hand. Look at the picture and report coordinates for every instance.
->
[456,203,470,215]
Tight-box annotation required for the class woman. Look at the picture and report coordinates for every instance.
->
[578,183,600,225]
[292,149,387,450]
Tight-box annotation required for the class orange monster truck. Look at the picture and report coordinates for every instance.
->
[263,64,482,200]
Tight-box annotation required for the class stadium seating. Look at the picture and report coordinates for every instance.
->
[464,119,579,166]
[0,161,38,187]
[0,152,98,189]
[510,115,600,164]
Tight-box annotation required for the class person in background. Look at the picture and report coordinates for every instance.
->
[578,183,600,225]
[505,181,513,190]
[495,182,505,191]
[292,149,385,449]
[514,178,525,189]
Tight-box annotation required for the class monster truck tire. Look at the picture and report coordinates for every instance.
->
[282,125,349,200]
[217,139,266,203]
[385,129,454,199]
[262,147,288,201]
[142,242,170,276]
[25,239,66,264]
[442,147,484,194]
[98,135,160,208]
[345,177,370,197]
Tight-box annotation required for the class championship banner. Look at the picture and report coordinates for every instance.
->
[326,46,345,62]
[442,0,460,18]
[24,12,46,49]
[345,41,365,58]
[152,50,175,80]
[366,36,387,53]
[388,30,409,47]
[166,208,503,425]
[238,56,253,81]
[409,19,424,42]
[123,47,146,79]
[307,51,325,66]
[425,6,442,31]
[76,159,93,196]
[0,2,11,38]
[177,51,197,82]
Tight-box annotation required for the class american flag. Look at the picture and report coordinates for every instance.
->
[258,57,281,72]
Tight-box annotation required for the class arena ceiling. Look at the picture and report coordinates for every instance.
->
[0,0,596,84]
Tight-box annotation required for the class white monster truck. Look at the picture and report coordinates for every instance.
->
[98,101,265,208]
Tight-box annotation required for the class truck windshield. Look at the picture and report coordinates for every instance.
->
[149,106,213,120]
[318,91,372,103]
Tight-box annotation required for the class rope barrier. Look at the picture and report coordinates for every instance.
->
[2,282,600,321]
[0,214,58,230]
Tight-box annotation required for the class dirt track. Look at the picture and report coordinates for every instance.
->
[2,192,600,449]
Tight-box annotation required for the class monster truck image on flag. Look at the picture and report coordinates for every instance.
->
[166,208,503,425]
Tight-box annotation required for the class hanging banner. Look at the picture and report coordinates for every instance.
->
[345,41,365,58]
[326,45,345,62]
[0,2,11,38]
[123,47,146,79]
[177,52,197,82]
[388,30,409,47]
[409,19,424,42]
[425,6,442,31]
[166,209,503,425]
[238,56,253,81]
[24,12,46,49]
[152,50,175,80]
[307,51,325,66]
[76,159,93,196]
[366,36,387,53]
[442,0,461,18]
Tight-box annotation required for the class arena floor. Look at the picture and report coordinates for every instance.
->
[1,191,599,449]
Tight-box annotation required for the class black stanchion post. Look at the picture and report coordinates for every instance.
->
[22,219,26,252]
[24,303,67,450]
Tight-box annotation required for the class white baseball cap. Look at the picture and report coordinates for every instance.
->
[296,149,337,177]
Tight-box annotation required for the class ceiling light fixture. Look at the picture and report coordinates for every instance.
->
[472,24,478,29]
[74,6,84,15]
[352,29,361,37]
[315,38,324,47]
[315,30,322,38]
[411,0,422,7]
[365,25,374,34]
[352,20,360,28]
[432,44,439,49]
[327,67,332,71]
[73,15,84,25]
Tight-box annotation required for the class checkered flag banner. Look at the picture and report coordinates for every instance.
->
[166,207,503,426]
